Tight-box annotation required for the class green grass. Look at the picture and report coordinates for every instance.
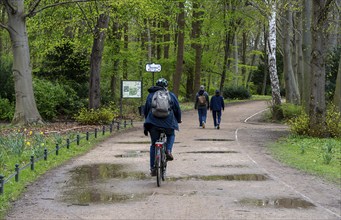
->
[0,127,130,219]
[269,136,341,185]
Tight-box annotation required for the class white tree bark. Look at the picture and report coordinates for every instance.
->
[267,2,282,107]
[3,0,43,125]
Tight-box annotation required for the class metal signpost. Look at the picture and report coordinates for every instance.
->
[145,63,161,84]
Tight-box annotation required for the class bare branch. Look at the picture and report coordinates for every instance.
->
[27,0,42,17]
[4,0,16,14]
[0,22,9,31]
[76,2,94,32]
[25,0,96,18]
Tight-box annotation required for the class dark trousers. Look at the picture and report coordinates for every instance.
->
[212,110,222,127]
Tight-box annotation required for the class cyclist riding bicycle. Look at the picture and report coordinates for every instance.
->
[143,78,182,176]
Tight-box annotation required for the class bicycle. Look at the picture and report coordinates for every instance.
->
[154,129,168,187]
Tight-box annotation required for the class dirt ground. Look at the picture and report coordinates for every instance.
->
[5,101,341,220]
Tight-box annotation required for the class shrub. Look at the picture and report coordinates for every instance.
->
[288,104,341,138]
[223,86,251,100]
[74,104,118,125]
[0,98,15,121]
[281,103,303,121]
[33,78,68,120]
[326,104,341,138]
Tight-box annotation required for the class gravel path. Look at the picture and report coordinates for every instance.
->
[6,101,341,220]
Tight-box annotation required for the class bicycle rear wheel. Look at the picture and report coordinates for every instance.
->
[155,148,162,187]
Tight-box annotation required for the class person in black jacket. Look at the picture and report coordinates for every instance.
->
[210,89,224,129]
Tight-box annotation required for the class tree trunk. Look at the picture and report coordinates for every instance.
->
[267,2,283,119]
[295,10,304,100]
[302,0,312,111]
[89,13,109,109]
[283,6,300,104]
[110,20,121,101]
[192,1,203,99]
[334,56,341,111]
[233,33,239,87]
[173,1,185,97]
[4,0,43,125]
[163,19,170,59]
[309,0,331,137]
[123,23,128,80]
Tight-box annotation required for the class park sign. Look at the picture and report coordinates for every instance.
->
[145,63,161,72]
[121,80,142,98]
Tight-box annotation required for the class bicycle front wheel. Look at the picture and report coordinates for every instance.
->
[155,148,162,187]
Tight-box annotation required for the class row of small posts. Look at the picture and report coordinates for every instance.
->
[0,119,133,195]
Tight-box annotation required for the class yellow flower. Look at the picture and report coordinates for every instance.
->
[26,141,31,146]
[40,143,45,146]
[29,131,33,135]
[24,128,27,132]
[40,132,44,135]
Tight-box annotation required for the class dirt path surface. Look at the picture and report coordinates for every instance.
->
[6,101,341,220]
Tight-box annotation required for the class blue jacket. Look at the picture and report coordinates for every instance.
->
[210,95,224,111]
[144,86,181,131]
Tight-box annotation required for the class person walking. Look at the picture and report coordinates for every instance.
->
[143,78,182,176]
[195,85,209,128]
[210,89,224,129]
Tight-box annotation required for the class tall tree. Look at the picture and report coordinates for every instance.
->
[267,0,283,119]
[89,13,109,109]
[0,0,44,125]
[192,1,204,99]
[173,0,185,97]
[309,0,333,137]
[302,0,312,110]
[282,4,300,104]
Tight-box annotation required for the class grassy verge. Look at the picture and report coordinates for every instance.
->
[0,128,127,219]
[269,135,341,185]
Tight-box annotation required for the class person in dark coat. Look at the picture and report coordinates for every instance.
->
[210,89,224,129]
[143,78,182,176]
[194,85,209,128]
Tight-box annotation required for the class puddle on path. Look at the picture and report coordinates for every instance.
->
[239,197,315,209]
[184,150,238,154]
[63,163,150,204]
[194,138,234,141]
[115,150,149,158]
[64,190,149,205]
[68,163,148,183]
[212,164,248,168]
[169,174,269,181]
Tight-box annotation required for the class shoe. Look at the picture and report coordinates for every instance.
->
[166,150,174,161]
[217,124,220,129]
[150,168,156,176]
[202,121,205,128]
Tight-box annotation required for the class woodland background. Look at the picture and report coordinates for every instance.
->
[0,0,340,137]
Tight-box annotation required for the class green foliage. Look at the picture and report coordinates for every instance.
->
[74,105,118,125]
[269,136,341,183]
[325,46,340,101]
[222,86,251,100]
[33,78,68,120]
[35,41,89,99]
[288,104,341,138]
[0,56,15,102]
[280,103,303,120]
[326,104,341,138]
[0,98,14,121]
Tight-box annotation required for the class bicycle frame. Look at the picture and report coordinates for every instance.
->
[155,131,167,187]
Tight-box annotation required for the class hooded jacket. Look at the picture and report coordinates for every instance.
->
[195,89,209,109]
[210,91,224,111]
[143,86,181,131]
